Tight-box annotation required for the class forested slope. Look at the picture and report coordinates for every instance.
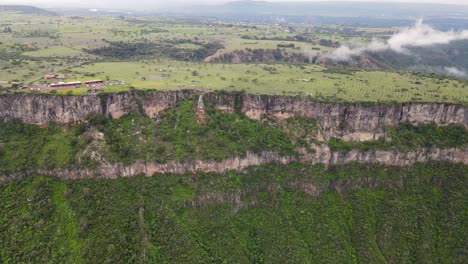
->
[0,163,466,263]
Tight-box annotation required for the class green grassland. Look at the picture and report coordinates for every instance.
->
[64,61,467,103]
[1,13,467,103]
[0,162,466,263]
[22,46,84,58]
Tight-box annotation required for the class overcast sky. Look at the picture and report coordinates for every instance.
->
[3,0,468,9]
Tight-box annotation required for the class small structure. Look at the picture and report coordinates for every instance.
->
[50,81,82,89]
[85,80,104,87]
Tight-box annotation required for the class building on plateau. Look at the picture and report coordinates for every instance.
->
[85,80,104,87]
[50,81,82,89]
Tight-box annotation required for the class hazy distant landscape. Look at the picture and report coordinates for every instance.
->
[0,2,467,100]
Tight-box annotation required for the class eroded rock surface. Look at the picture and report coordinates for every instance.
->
[1,91,466,141]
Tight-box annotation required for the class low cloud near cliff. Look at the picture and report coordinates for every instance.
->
[327,19,468,61]
[443,67,467,77]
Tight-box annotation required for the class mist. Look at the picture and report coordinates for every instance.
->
[5,0,468,9]
[0,0,231,9]
[327,19,468,61]
[444,67,467,77]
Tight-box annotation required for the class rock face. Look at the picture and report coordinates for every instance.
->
[0,90,192,124]
[313,53,387,70]
[205,49,310,63]
[239,95,467,140]
[1,151,292,182]
[301,145,468,166]
[0,91,466,141]
[1,148,465,182]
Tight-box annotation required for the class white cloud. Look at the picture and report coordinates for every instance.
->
[387,19,468,52]
[444,67,467,77]
[327,19,468,60]
[325,46,363,61]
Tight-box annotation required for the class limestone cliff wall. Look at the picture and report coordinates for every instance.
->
[0,90,191,124]
[0,91,466,141]
[239,95,467,140]
[1,148,465,182]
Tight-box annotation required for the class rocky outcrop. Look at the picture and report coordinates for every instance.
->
[1,147,465,182]
[300,145,468,166]
[0,91,465,141]
[314,52,387,70]
[239,96,467,140]
[205,49,310,63]
[0,151,292,182]
[0,90,192,124]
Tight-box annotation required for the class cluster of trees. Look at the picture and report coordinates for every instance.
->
[0,119,90,173]
[84,39,224,61]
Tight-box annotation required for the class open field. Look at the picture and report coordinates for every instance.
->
[56,60,467,103]
[0,12,467,103]
[22,46,84,57]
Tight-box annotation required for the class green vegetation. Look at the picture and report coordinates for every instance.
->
[0,162,466,263]
[84,39,223,61]
[0,13,466,103]
[1,102,466,172]
[0,120,87,173]
[329,123,468,151]
[95,100,295,163]
[0,98,296,170]
[1,9,467,264]
[22,46,84,58]
[62,61,468,103]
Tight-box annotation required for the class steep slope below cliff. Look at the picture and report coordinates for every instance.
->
[1,162,466,263]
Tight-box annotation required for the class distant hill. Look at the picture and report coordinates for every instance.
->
[0,5,55,15]
[165,1,468,29]
[171,0,468,18]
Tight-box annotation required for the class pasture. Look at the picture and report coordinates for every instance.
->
[0,12,466,103]
[64,60,468,103]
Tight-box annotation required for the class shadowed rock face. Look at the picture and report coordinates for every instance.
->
[0,91,466,141]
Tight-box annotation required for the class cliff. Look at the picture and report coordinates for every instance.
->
[1,91,466,141]
[1,147,465,182]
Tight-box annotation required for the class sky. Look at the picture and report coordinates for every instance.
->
[3,0,468,9]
